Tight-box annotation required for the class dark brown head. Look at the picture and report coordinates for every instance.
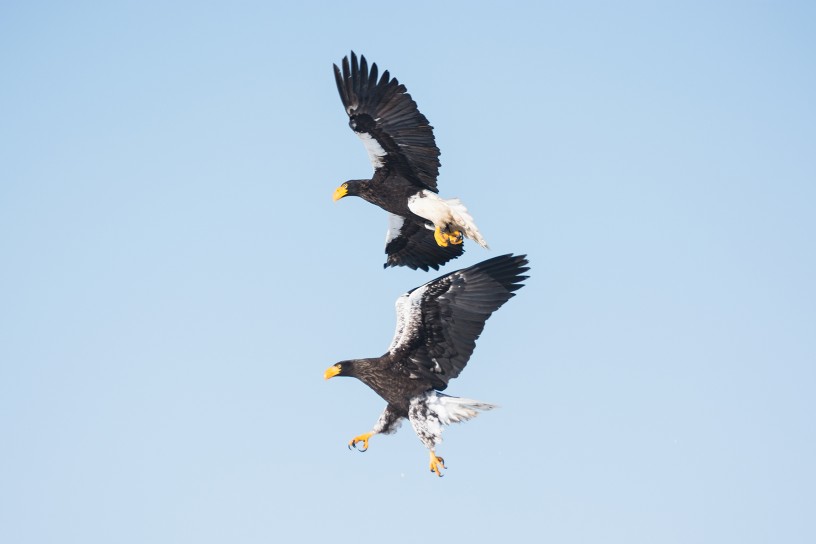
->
[323,360,357,380]
[332,180,364,201]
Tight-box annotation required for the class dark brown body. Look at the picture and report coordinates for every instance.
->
[338,356,432,415]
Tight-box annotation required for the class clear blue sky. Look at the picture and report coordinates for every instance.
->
[2,1,814,542]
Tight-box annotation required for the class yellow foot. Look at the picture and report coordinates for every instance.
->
[429,450,446,477]
[449,230,463,245]
[348,432,374,452]
[433,227,449,247]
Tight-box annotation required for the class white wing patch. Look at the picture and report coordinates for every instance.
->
[357,131,387,169]
[430,358,443,373]
[385,214,405,245]
[387,284,427,354]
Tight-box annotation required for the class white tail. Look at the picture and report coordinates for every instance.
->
[444,197,489,248]
[408,391,497,449]
[430,392,497,424]
[407,191,489,248]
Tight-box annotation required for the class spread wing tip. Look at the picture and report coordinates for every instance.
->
[471,253,530,293]
[332,51,441,190]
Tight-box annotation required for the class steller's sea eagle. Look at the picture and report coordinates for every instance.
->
[332,52,488,271]
[324,254,529,476]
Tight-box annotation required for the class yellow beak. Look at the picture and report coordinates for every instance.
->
[324,364,341,380]
[332,184,348,201]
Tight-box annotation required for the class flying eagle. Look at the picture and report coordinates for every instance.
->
[324,254,529,476]
[332,52,488,271]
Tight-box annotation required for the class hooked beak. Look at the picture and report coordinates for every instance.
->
[332,183,348,201]
[324,364,341,380]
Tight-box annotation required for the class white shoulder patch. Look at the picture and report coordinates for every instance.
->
[385,214,405,245]
[357,131,387,169]
[387,285,427,354]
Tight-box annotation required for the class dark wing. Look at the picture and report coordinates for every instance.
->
[384,214,464,271]
[387,254,529,389]
[334,51,440,192]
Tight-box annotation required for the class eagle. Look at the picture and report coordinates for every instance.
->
[332,52,489,271]
[324,254,529,476]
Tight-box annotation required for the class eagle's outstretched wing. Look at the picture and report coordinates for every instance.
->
[384,214,464,271]
[334,51,440,192]
[387,254,529,389]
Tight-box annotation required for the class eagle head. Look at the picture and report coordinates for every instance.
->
[332,180,363,201]
[324,360,354,380]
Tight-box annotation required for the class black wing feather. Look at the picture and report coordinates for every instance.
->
[397,254,529,389]
[384,219,465,271]
[334,51,440,192]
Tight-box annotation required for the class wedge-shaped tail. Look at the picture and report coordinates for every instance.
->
[409,391,496,451]
[408,190,489,248]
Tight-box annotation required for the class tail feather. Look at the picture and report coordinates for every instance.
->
[409,391,496,449]
[435,393,497,424]
[407,191,489,249]
[445,197,489,248]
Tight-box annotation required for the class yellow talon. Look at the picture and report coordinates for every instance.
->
[348,432,374,452]
[433,227,449,247]
[449,230,463,245]
[429,450,446,477]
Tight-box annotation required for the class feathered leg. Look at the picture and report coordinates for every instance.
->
[409,391,496,477]
[409,191,488,249]
[348,404,403,452]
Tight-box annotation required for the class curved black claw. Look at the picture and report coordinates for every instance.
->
[429,454,446,477]
[348,438,369,452]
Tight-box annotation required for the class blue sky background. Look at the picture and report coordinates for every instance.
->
[2,1,814,542]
